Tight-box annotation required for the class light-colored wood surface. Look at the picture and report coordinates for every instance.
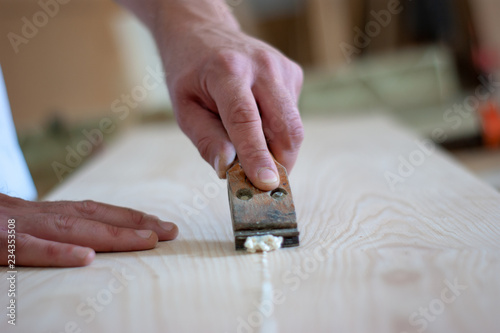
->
[2,116,500,333]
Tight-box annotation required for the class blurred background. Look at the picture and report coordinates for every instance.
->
[1,0,499,197]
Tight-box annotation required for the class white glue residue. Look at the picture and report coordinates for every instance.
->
[244,235,283,253]
[244,235,282,333]
[258,251,278,333]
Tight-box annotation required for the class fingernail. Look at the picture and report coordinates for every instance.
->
[135,230,153,239]
[214,155,221,175]
[258,168,279,184]
[158,222,175,232]
[73,247,94,261]
[215,153,232,179]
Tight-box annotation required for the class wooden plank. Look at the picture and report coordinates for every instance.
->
[1,116,499,333]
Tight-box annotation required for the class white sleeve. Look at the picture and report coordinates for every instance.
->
[0,65,38,200]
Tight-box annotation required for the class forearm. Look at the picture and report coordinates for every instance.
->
[115,0,240,36]
[116,0,243,71]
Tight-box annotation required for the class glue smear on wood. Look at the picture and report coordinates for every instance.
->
[244,235,282,333]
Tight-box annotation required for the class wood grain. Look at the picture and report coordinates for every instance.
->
[1,116,499,333]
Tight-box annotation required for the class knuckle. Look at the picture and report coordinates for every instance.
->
[77,200,99,216]
[286,121,305,151]
[195,135,216,162]
[212,50,246,74]
[53,214,76,233]
[289,112,304,135]
[129,210,148,227]
[248,148,272,162]
[15,233,33,253]
[254,50,277,73]
[228,102,259,126]
[236,140,269,162]
[104,224,122,238]
[289,122,305,145]
[236,136,264,158]
[277,115,304,152]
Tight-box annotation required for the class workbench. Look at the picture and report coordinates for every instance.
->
[2,116,499,333]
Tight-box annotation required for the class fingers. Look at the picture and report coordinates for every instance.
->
[170,47,303,189]
[30,200,178,241]
[0,231,95,267]
[209,75,280,190]
[0,197,180,268]
[174,99,236,178]
[253,78,304,172]
[16,213,159,252]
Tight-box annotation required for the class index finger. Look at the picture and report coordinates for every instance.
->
[211,76,280,191]
[30,200,178,241]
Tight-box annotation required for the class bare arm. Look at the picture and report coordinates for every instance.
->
[116,0,304,190]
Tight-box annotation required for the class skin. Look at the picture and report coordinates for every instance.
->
[0,193,178,267]
[0,0,303,267]
[117,0,304,189]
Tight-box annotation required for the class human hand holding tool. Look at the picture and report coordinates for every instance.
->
[118,0,305,191]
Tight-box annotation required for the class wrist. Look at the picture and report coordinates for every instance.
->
[152,0,241,42]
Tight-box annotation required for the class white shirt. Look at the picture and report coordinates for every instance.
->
[0,65,37,200]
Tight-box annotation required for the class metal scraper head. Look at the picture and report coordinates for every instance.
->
[226,159,300,250]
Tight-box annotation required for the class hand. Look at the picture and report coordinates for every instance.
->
[156,14,304,190]
[0,194,178,267]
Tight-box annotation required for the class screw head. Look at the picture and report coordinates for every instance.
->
[270,188,287,199]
